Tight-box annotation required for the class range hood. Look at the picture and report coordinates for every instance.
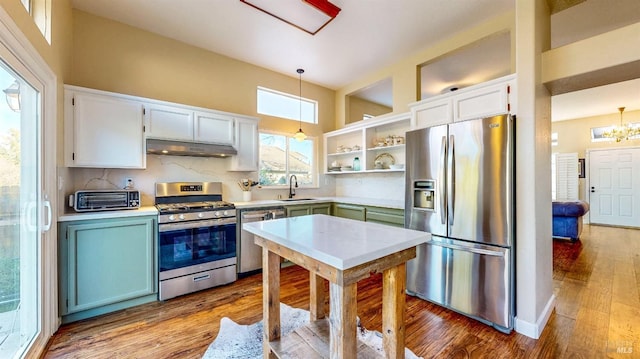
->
[146,138,237,158]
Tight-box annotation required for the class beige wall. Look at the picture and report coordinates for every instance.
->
[334,11,515,128]
[69,10,336,138]
[345,96,391,124]
[64,10,339,203]
[513,0,553,338]
[552,110,640,156]
[0,0,73,162]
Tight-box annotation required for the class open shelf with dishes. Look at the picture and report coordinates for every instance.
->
[324,112,410,174]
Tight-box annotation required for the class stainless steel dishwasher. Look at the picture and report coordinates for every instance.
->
[239,207,286,275]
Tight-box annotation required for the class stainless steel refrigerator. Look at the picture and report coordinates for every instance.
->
[405,113,514,333]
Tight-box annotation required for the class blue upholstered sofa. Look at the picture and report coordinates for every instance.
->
[552,201,590,241]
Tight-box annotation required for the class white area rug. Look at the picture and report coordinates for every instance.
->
[202,303,422,359]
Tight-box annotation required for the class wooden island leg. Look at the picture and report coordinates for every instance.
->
[382,263,406,359]
[310,273,327,320]
[262,247,281,358]
[329,282,357,359]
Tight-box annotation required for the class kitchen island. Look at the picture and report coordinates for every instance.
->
[244,214,429,358]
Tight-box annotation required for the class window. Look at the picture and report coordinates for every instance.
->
[20,0,50,43]
[257,87,317,124]
[590,126,615,142]
[20,0,30,12]
[591,123,640,142]
[258,132,317,187]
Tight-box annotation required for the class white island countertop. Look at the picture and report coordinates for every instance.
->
[243,214,429,270]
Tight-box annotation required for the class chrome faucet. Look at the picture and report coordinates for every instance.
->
[288,175,298,199]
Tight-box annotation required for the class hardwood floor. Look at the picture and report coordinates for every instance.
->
[42,224,640,358]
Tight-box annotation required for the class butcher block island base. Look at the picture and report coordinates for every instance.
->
[244,214,429,359]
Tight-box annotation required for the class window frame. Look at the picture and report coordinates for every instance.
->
[258,130,319,189]
[257,86,318,124]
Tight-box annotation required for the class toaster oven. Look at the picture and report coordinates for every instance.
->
[70,190,141,212]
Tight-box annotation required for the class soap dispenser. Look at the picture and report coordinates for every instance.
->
[353,157,361,171]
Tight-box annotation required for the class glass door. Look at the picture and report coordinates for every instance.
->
[0,58,43,358]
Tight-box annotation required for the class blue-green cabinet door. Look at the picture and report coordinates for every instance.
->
[62,216,155,314]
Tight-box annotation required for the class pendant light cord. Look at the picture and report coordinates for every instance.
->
[298,68,304,131]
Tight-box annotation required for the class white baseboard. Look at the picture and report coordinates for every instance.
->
[514,294,556,339]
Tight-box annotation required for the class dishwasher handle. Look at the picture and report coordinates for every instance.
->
[241,208,286,221]
[270,210,286,219]
[242,212,268,220]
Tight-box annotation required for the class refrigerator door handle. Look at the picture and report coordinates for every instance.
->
[439,135,447,224]
[427,239,506,257]
[447,135,455,226]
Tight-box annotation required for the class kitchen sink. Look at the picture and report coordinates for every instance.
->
[279,198,317,202]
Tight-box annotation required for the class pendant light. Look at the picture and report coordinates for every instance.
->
[293,68,307,142]
[602,107,640,142]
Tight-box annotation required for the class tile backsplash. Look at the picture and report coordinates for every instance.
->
[335,171,404,201]
[60,154,335,213]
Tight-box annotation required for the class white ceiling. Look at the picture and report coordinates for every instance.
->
[70,0,640,122]
[70,0,513,89]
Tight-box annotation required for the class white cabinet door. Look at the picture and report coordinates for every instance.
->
[229,117,259,171]
[194,112,234,145]
[453,81,512,122]
[411,97,452,129]
[144,103,193,141]
[68,90,145,168]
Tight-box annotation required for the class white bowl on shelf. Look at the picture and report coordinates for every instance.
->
[389,164,404,170]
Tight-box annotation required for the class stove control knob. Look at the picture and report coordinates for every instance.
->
[198,212,204,218]
[223,210,229,216]
[178,214,185,220]
[215,211,221,217]
[168,215,176,221]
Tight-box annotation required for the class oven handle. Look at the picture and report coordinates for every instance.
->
[159,217,237,232]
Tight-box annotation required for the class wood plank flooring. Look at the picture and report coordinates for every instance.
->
[42,224,640,358]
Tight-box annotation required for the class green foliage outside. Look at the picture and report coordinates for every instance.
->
[0,128,20,313]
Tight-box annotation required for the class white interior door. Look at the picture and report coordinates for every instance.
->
[588,148,640,227]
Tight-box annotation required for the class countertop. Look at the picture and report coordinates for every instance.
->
[233,196,404,210]
[57,197,403,222]
[243,214,428,269]
[58,206,159,222]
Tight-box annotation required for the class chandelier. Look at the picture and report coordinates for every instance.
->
[602,107,640,142]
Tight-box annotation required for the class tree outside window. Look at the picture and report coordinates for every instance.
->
[259,132,315,187]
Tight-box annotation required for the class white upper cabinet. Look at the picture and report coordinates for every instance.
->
[229,117,259,172]
[65,85,259,171]
[195,112,234,145]
[411,97,453,129]
[144,105,235,145]
[144,103,194,141]
[410,74,516,129]
[64,87,146,169]
[452,78,514,122]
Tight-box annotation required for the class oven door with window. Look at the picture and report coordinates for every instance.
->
[159,218,236,272]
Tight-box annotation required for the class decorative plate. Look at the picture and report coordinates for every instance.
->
[374,153,395,169]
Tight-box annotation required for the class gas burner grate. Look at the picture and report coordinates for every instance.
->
[155,201,235,214]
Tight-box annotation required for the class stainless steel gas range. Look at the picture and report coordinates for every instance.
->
[155,182,236,300]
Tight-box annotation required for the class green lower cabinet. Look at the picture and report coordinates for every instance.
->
[332,203,404,227]
[58,215,157,323]
[332,203,366,221]
[286,203,331,217]
[365,206,405,227]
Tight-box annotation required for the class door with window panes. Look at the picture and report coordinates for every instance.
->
[0,40,52,359]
